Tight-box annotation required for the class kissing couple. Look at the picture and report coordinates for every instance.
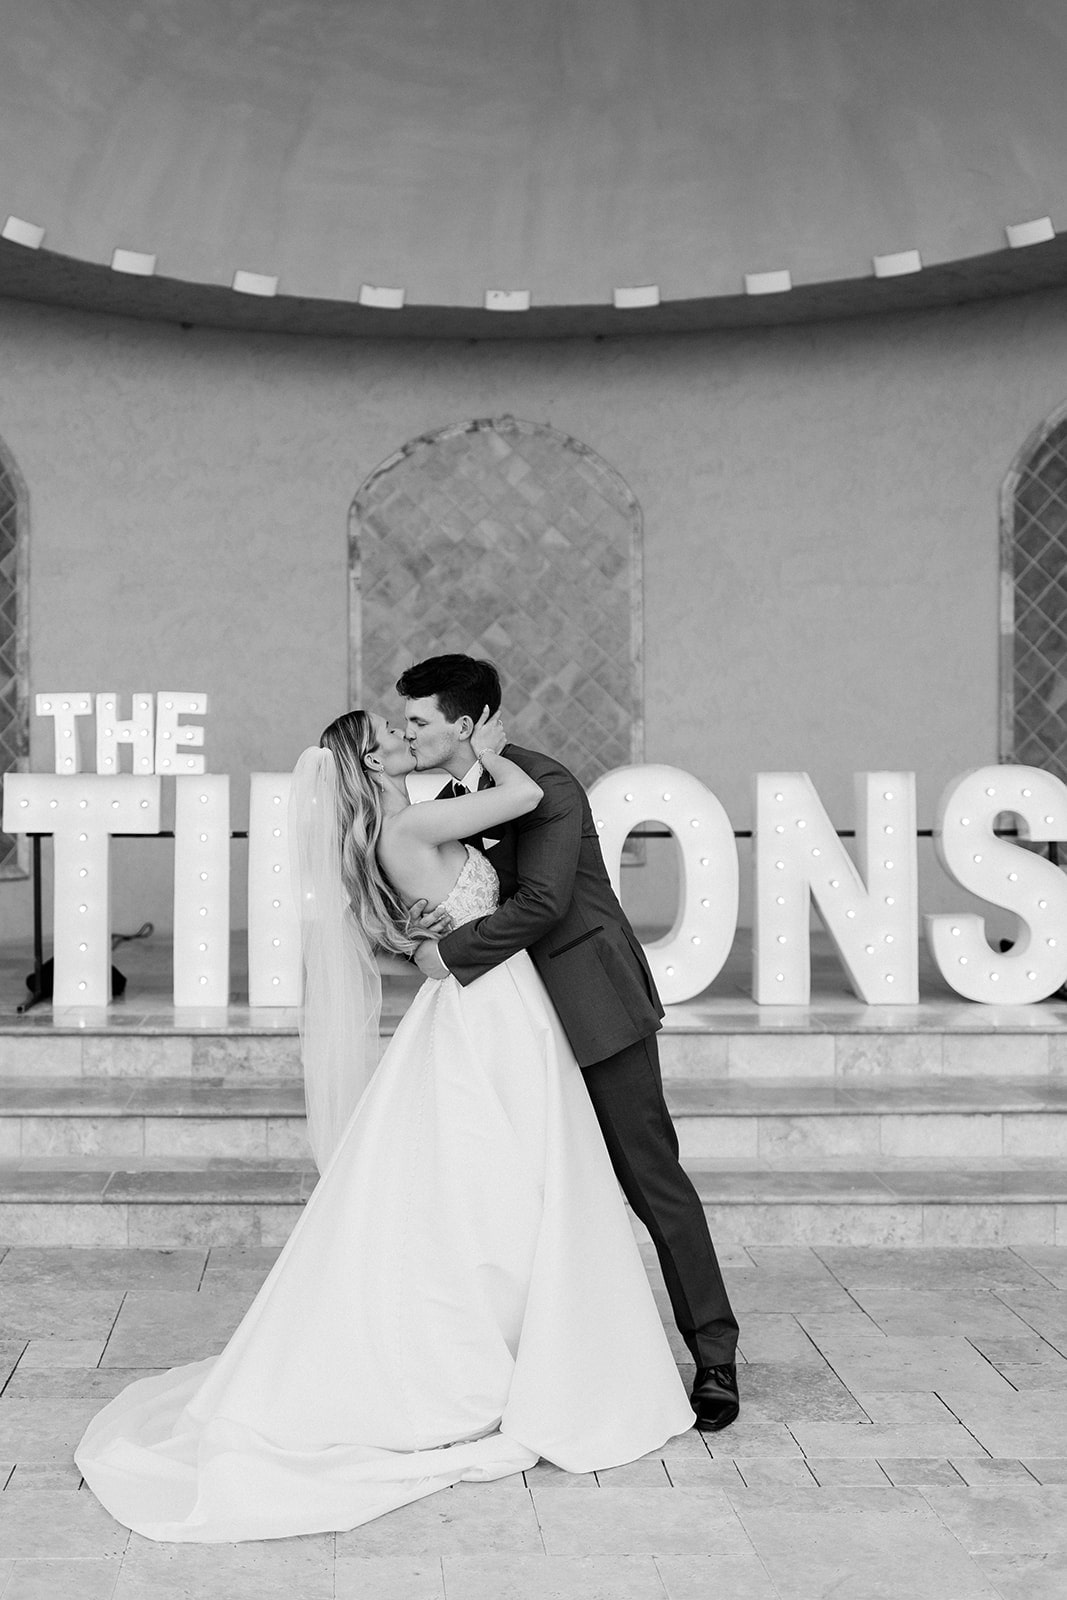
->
[76,653,740,1542]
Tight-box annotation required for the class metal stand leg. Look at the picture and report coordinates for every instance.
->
[17,834,45,1014]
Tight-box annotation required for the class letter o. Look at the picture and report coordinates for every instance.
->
[588,764,738,1004]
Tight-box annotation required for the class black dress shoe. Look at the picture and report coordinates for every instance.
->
[690,1362,740,1432]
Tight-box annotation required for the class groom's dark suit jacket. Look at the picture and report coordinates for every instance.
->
[437,743,663,1069]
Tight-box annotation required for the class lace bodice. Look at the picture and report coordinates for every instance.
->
[437,845,499,929]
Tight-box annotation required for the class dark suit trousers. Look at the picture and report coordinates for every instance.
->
[581,1035,739,1368]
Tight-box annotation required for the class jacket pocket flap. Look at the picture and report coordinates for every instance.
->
[547,925,605,959]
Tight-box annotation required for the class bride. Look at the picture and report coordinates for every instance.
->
[75,707,694,1542]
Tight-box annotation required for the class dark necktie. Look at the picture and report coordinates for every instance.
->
[446,773,494,798]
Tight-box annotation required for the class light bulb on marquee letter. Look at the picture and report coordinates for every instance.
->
[155,692,209,775]
[925,765,1067,1002]
[96,692,156,774]
[753,772,919,1004]
[587,764,738,1004]
[3,774,161,1005]
[248,773,300,1006]
[35,692,92,774]
[173,775,230,1006]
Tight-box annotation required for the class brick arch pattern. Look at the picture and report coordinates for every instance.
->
[350,416,642,789]
[1001,403,1067,782]
[0,439,28,877]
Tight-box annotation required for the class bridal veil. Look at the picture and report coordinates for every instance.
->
[288,745,382,1171]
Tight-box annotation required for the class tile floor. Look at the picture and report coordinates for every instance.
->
[1,1244,1067,1597]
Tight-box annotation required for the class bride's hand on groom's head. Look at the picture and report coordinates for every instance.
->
[471,706,506,759]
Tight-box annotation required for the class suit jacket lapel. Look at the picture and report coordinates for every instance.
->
[437,766,500,856]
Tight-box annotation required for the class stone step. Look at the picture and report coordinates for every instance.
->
[3,1075,1066,1161]
[669,1074,1067,1160]
[691,1160,1067,1247]
[4,1019,1067,1080]
[0,1031,304,1081]
[0,1156,1063,1248]
[0,1077,310,1160]
[659,1024,1067,1080]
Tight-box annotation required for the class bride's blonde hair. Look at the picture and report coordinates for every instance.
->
[319,711,416,957]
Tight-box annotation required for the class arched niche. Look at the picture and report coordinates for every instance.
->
[1001,403,1067,781]
[0,438,28,878]
[349,416,643,788]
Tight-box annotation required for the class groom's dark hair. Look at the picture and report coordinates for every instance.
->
[396,655,502,725]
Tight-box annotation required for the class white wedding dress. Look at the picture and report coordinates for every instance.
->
[76,847,693,1542]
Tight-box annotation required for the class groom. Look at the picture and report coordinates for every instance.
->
[398,654,740,1432]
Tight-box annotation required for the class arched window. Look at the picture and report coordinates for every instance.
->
[349,416,643,788]
[0,440,28,877]
[1001,405,1067,782]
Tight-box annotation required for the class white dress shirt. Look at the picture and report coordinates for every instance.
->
[455,761,484,793]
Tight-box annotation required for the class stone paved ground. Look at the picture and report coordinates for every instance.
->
[2,1243,1067,1598]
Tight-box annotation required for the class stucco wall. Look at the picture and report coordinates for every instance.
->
[5,0,1067,306]
[0,284,1063,951]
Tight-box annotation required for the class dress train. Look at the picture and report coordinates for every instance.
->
[76,851,693,1541]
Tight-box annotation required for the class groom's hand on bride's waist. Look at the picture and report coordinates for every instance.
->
[412,939,450,981]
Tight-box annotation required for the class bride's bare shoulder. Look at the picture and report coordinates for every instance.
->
[378,810,414,850]
[379,807,441,859]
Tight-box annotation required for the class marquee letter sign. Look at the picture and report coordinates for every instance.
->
[155,693,208,775]
[10,714,1067,1010]
[173,775,230,1006]
[247,773,301,1006]
[3,773,161,1005]
[753,772,919,1004]
[38,689,207,778]
[589,764,739,1005]
[96,693,155,775]
[925,765,1067,1002]
[35,693,93,774]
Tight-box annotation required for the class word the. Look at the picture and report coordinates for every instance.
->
[35,692,208,775]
